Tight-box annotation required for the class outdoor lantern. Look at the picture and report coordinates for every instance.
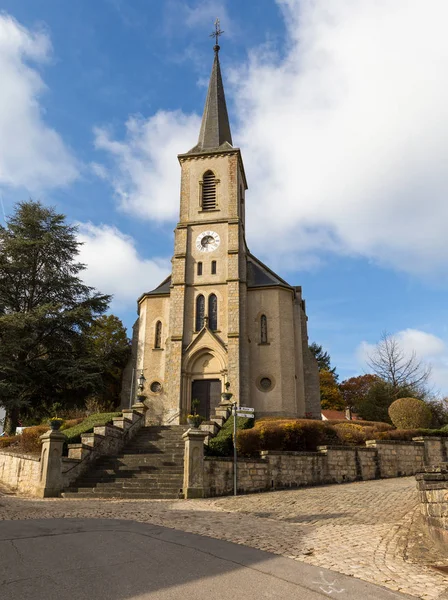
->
[137,371,146,391]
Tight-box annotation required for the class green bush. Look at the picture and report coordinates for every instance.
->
[388,398,433,429]
[62,412,122,444]
[236,419,339,456]
[207,416,253,456]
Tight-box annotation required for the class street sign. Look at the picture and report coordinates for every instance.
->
[238,407,254,412]
[236,412,254,418]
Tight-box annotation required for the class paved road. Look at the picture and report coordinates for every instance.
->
[0,478,446,599]
[0,518,414,600]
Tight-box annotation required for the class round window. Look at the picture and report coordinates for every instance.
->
[260,377,272,391]
[150,381,162,394]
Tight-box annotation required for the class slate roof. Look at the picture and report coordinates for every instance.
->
[247,254,293,290]
[187,47,233,154]
[141,255,292,300]
[142,275,171,298]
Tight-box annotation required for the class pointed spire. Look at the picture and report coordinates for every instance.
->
[193,45,233,152]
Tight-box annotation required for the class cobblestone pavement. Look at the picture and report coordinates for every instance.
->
[0,477,447,600]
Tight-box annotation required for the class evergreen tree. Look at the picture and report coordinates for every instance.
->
[85,315,131,408]
[0,201,110,433]
[309,342,338,379]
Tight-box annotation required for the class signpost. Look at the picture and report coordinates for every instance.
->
[232,405,255,496]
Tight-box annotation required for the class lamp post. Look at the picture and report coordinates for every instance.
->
[137,370,146,402]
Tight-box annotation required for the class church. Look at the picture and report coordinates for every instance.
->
[132,41,321,425]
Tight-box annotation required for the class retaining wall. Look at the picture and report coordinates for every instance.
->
[204,437,445,497]
[0,451,41,495]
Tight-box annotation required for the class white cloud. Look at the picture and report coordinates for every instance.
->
[94,0,448,277]
[94,112,200,222]
[77,223,170,307]
[358,329,448,394]
[0,14,78,191]
[237,0,448,274]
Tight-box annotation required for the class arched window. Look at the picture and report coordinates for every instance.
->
[197,261,203,276]
[195,295,205,331]
[260,314,268,344]
[154,321,162,349]
[211,260,217,274]
[202,171,217,210]
[208,294,218,331]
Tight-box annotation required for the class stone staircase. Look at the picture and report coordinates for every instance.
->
[62,425,187,499]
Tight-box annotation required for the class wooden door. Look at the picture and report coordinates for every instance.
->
[191,379,221,420]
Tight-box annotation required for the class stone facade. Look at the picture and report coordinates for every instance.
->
[128,49,321,424]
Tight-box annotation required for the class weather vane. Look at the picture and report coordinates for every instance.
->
[210,18,224,48]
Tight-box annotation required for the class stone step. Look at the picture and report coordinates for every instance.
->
[85,467,184,475]
[96,460,182,468]
[62,491,182,499]
[77,475,183,485]
[97,452,183,463]
[64,424,186,500]
[93,481,182,490]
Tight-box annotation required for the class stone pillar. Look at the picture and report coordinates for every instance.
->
[413,436,447,466]
[183,428,208,499]
[131,401,148,417]
[37,430,66,498]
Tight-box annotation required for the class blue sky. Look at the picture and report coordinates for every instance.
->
[1,0,448,393]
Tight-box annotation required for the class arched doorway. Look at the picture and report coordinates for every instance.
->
[183,349,226,421]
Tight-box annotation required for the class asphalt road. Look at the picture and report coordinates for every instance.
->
[0,518,414,600]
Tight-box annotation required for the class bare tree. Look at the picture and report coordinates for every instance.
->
[367,332,432,398]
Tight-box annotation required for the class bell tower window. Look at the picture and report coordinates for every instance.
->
[211,260,217,274]
[197,261,203,276]
[208,294,218,331]
[202,171,217,210]
[196,295,205,331]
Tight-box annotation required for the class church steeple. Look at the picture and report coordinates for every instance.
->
[190,41,233,153]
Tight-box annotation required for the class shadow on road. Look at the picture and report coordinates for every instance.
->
[0,518,413,600]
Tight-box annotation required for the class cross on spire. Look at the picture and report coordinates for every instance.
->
[209,18,224,50]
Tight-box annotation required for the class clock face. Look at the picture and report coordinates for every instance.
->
[196,230,220,253]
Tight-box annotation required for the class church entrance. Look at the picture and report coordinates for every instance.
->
[191,379,221,421]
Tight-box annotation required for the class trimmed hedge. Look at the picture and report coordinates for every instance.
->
[0,436,18,449]
[62,412,122,444]
[207,416,253,456]
[332,423,367,446]
[236,419,340,456]
[388,398,433,429]
[375,428,448,441]
[324,419,394,431]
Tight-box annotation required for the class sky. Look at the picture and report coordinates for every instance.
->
[1,0,448,394]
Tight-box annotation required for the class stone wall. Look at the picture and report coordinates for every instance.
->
[0,451,41,495]
[203,437,445,497]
